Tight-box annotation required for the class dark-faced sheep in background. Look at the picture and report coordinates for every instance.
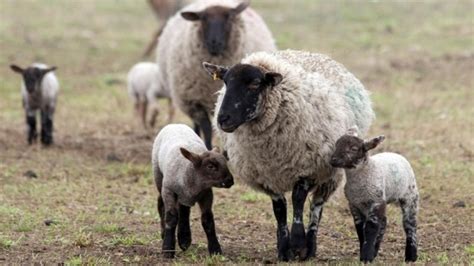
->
[10,63,59,146]
[204,49,375,261]
[156,0,276,149]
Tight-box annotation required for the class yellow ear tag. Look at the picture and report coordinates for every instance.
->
[212,73,218,81]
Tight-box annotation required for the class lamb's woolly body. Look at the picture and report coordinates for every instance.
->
[345,152,418,214]
[152,124,208,206]
[215,50,375,194]
[157,0,276,117]
[21,63,59,111]
[127,62,169,104]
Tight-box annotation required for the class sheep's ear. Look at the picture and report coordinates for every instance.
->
[223,150,229,161]
[180,147,202,167]
[202,62,228,81]
[42,66,57,75]
[363,135,385,151]
[231,1,250,15]
[346,126,359,137]
[211,146,220,153]
[181,11,201,21]
[264,72,282,87]
[10,64,24,74]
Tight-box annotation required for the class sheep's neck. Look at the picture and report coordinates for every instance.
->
[345,156,371,180]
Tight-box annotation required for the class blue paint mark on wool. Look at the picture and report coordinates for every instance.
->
[344,85,368,130]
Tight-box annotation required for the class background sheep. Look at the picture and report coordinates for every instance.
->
[10,63,59,145]
[127,62,174,128]
[330,130,419,263]
[204,49,375,261]
[156,0,276,149]
[152,124,234,258]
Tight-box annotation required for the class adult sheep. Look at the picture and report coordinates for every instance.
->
[156,0,276,149]
[203,50,375,261]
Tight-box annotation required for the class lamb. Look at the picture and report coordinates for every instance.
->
[203,49,375,261]
[127,62,174,128]
[152,124,234,258]
[10,63,59,145]
[330,128,419,263]
[156,0,276,149]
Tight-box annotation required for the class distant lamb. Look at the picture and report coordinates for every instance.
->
[157,0,276,149]
[330,128,419,263]
[10,63,59,145]
[152,124,234,258]
[204,49,374,261]
[127,62,174,128]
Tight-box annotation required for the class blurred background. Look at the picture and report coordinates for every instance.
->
[0,0,472,264]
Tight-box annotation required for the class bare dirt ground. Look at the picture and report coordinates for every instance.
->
[0,0,472,264]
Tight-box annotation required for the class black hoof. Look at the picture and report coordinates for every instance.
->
[208,244,222,255]
[290,223,306,258]
[163,250,175,259]
[405,246,417,262]
[178,231,192,251]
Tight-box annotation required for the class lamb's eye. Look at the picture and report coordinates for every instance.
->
[351,146,359,152]
[206,164,217,171]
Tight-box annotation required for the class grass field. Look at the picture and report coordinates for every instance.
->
[0,0,473,264]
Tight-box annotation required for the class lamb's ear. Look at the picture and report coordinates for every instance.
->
[363,135,385,151]
[10,64,24,74]
[202,62,228,81]
[264,72,283,87]
[346,126,359,137]
[42,66,57,75]
[231,1,250,15]
[180,147,202,167]
[181,11,201,21]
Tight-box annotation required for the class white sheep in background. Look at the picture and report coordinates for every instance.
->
[127,62,174,128]
[10,63,59,145]
[156,0,276,149]
[330,128,419,263]
[203,49,375,261]
[152,124,234,258]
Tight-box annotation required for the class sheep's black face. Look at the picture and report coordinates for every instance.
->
[181,3,249,56]
[330,135,367,168]
[202,63,282,132]
[10,65,56,94]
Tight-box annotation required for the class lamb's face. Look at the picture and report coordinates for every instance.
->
[202,62,282,132]
[330,135,367,169]
[10,65,56,93]
[180,147,234,188]
[181,2,249,56]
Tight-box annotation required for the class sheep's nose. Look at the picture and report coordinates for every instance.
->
[217,114,230,125]
[330,157,340,167]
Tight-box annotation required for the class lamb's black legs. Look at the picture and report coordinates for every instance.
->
[40,108,54,145]
[198,189,222,255]
[360,203,386,263]
[162,207,178,258]
[350,204,366,254]
[26,112,37,144]
[401,199,418,262]
[157,195,165,237]
[290,179,311,259]
[178,204,192,251]
[272,195,290,261]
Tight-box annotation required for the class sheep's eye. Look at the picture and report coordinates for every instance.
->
[351,146,359,152]
[248,80,261,89]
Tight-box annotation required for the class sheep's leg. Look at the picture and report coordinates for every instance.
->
[401,197,418,262]
[349,204,366,259]
[141,100,148,129]
[177,204,192,251]
[303,196,324,260]
[272,195,291,261]
[157,195,165,237]
[290,179,311,259]
[198,114,212,150]
[26,110,37,144]
[162,192,178,258]
[361,202,385,263]
[193,123,201,136]
[198,189,222,255]
[40,107,54,145]
[167,98,175,124]
[149,106,159,128]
